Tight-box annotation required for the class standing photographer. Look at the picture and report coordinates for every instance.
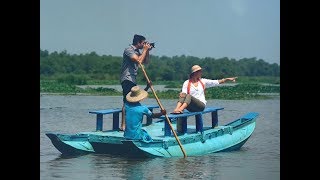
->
[119,34,153,131]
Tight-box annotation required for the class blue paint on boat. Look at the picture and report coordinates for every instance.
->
[46,105,259,158]
[46,133,94,155]
[126,119,256,157]
[46,105,159,155]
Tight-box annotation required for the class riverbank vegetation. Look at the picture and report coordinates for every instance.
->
[40,49,280,100]
[40,78,279,100]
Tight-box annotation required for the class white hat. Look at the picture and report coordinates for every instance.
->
[191,65,202,74]
[126,86,148,103]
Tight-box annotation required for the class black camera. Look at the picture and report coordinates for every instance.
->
[144,41,155,48]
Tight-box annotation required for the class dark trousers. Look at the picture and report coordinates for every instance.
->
[121,80,136,103]
[178,94,205,112]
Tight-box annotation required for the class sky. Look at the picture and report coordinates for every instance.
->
[40,0,280,65]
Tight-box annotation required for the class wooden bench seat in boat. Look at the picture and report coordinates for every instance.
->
[89,105,159,131]
[159,107,224,136]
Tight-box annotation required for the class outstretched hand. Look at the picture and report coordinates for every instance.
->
[161,109,166,115]
[231,77,238,82]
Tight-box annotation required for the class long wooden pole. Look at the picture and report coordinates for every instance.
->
[139,63,187,158]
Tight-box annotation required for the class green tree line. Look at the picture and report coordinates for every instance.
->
[40,49,280,83]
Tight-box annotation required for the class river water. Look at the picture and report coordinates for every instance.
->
[40,95,280,180]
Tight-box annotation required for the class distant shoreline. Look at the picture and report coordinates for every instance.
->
[40,82,280,100]
[75,83,253,92]
[40,92,280,97]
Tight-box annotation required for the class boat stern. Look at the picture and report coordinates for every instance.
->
[46,133,94,155]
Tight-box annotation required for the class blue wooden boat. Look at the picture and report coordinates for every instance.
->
[46,105,159,155]
[46,105,259,157]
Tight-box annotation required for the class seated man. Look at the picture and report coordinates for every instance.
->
[124,86,166,142]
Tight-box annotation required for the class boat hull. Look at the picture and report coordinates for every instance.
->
[46,133,94,155]
[46,107,259,158]
[120,121,255,157]
[88,117,256,158]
